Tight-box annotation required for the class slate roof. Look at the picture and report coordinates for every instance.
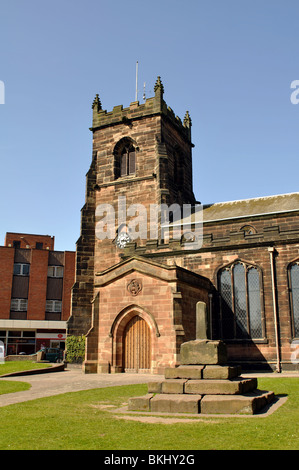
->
[202,192,299,223]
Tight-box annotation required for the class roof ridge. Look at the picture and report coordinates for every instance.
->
[203,192,299,207]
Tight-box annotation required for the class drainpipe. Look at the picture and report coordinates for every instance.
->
[268,247,281,373]
[208,293,213,339]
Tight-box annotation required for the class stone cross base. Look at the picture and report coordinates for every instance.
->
[128,303,275,415]
[180,339,227,365]
[128,339,275,415]
[128,363,275,415]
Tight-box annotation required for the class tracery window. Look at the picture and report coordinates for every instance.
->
[218,261,264,339]
[288,262,299,337]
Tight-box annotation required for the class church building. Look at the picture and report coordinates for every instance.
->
[67,77,299,373]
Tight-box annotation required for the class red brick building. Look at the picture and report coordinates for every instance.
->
[0,233,75,355]
[68,77,299,373]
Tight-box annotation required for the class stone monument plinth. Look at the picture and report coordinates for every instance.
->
[128,302,275,415]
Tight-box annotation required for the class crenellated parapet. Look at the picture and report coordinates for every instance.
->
[91,76,192,143]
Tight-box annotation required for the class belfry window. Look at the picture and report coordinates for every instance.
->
[218,261,264,340]
[120,144,135,177]
[288,262,299,337]
[114,138,136,179]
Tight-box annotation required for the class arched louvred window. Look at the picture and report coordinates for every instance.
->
[113,138,136,179]
[120,144,135,177]
[288,262,299,337]
[218,261,264,339]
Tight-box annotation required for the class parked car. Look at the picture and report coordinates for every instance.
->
[43,348,64,363]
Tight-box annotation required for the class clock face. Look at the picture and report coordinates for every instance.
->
[115,232,131,248]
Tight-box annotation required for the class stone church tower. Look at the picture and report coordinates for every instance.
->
[68,78,198,335]
[67,77,211,373]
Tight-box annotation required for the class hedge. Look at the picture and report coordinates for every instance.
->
[65,335,86,363]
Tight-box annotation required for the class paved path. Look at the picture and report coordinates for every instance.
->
[0,366,298,408]
[0,366,164,407]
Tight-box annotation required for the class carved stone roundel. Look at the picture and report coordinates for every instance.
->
[127,279,142,296]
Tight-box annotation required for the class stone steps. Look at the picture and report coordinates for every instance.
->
[127,336,276,415]
[165,364,242,380]
[148,377,257,395]
[128,363,275,415]
[128,390,275,415]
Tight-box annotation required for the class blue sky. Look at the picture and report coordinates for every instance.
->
[0,0,299,251]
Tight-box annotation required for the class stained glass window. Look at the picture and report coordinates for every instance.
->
[219,262,263,339]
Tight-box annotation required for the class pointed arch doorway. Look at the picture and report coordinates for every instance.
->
[123,315,151,372]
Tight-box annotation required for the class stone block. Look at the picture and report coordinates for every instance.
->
[151,394,202,414]
[185,378,257,395]
[201,395,254,414]
[164,365,204,380]
[180,340,227,365]
[148,381,163,393]
[241,377,257,393]
[265,390,275,404]
[202,365,241,380]
[201,390,275,415]
[83,361,98,373]
[196,301,209,339]
[128,394,153,411]
[161,379,187,394]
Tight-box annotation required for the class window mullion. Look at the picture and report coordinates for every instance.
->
[126,150,130,175]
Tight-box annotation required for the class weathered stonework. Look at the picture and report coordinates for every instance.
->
[128,341,275,415]
[180,339,228,365]
[128,301,275,415]
[68,76,299,373]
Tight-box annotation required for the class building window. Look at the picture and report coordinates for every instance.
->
[13,240,21,248]
[46,300,62,313]
[289,262,299,337]
[36,242,43,249]
[13,263,30,276]
[48,266,64,278]
[120,144,135,177]
[240,225,256,235]
[114,138,136,178]
[11,298,28,312]
[3,330,36,356]
[218,261,263,339]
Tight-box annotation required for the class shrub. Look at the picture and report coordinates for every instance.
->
[65,335,86,364]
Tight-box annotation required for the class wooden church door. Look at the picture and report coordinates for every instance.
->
[123,316,151,372]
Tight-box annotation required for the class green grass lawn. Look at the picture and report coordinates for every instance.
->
[0,380,31,395]
[0,360,51,376]
[0,377,298,450]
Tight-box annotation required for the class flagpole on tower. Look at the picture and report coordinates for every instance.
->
[135,61,138,102]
